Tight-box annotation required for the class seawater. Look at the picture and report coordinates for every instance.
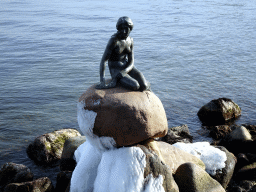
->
[0,0,255,184]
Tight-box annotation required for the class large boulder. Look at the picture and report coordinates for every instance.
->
[27,129,81,165]
[174,163,225,192]
[0,162,33,190]
[4,177,53,192]
[78,83,168,147]
[157,141,205,174]
[197,98,241,125]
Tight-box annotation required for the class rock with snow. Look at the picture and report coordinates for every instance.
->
[212,146,237,189]
[27,129,81,165]
[71,140,180,192]
[4,177,53,192]
[0,162,33,190]
[78,83,168,147]
[157,141,205,174]
[137,142,179,192]
[172,142,227,176]
[197,98,241,125]
[174,163,225,192]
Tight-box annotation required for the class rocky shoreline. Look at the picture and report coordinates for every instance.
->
[1,98,256,192]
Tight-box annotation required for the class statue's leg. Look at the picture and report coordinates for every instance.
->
[119,74,140,91]
[128,67,150,91]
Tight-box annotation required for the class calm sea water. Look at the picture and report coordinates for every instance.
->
[0,0,255,184]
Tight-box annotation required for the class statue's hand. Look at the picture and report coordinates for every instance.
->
[95,78,118,89]
[95,80,107,89]
[116,71,126,80]
[107,78,117,88]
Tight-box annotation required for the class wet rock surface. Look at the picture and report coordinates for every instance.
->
[0,162,33,190]
[197,98,241,125]
[26,128,81,165]
[4,177,53,192]
[160,124,193,144]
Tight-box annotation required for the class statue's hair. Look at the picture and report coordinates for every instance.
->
[116,16,133,31]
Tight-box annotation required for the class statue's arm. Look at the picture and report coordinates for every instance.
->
[99,37,115,82]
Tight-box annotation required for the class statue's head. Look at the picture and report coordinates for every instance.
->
[116,16,133,31]
[116,17,133,39]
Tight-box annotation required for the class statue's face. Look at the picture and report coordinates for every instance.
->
[118,24,131,39]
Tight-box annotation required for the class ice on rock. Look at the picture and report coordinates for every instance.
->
[77,101,116,151]
[144,174,165,192]
[71,101,165,192]
[70,141,102,192]
[94,147,146,192]
[173,142,227,175]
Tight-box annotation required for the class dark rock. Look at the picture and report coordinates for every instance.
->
[174,162,225,192]
[4,177,53,192]
[197,98,241,125]
[137,144,179,192]
[219,126,255,155]
[249,185,256,192]
[227,180,256,192]
[247,153,256,163]
[26,129,81,165]
[235,162,256,181]
[243,124,256,140]
[209,125,232,140]
[60,136,86,171]
[236,153,250,171]
[212,146,236,189]
[55,171,72,192]
[0,162,33,190]
[160,124,193,144]
[59,158,77,172]
[239,180,256,191]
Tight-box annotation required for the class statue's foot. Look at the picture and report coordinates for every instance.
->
[140,82,151,92]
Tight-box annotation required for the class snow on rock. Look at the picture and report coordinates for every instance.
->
[70,141,102,192]
[77,101,116,151]
[71,144,165,192]
[144,174,165,192]
[71,102,166,192]
[94,147,146,192]
[173,142,227,175]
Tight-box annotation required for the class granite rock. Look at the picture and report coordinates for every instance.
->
[78,83,168,147]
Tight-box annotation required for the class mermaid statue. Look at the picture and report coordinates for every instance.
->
[96,16,150,91]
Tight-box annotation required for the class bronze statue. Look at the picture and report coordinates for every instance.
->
[96,16,150,91]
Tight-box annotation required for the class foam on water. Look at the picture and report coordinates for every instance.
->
[173,142,227,175]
